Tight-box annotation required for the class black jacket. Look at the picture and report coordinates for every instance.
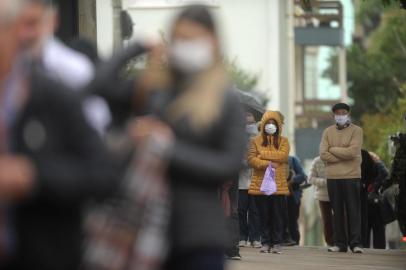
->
[361,150,378,191]
[7,70,120,270]
[92,44,246,250]
[152,90,246,250]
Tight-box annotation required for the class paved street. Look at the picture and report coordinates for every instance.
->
[227,246,406,270]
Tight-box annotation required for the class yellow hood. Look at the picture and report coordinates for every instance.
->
[260,110,284,136]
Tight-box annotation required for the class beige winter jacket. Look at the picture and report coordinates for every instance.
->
[319,124,363,179]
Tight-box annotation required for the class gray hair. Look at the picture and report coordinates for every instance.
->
[0,0,23,25]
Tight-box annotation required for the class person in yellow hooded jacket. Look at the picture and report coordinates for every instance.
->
[248,110,290,254]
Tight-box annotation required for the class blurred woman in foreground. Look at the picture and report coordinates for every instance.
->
[132,5,246,270]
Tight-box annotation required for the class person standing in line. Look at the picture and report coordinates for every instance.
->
[238,112,261,249]
[360,149,378,247]
[308,156,334,247]
[283,155,307,246]
[366,152,389,249]
[248,110,290,254]
[319,103,364,253]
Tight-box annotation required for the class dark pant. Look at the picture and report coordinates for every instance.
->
[166,250,224,270]
[238,190,260,242]
[319,200,334,246]
[226,180,240,255]
[360,189,369,247]
[255,195,285,246]
[327,179,362,250]
[366,204,386,249]
[286,195,300,244]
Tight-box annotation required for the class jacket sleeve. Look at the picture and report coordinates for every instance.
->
[258,138,290,163]
[292,156,307,184]
[329,128,363,160]
[319,130,341,163]
[31,76,121,205]
[88,43,148,126]
[308,160,327,188]
[168,94,246,185]
[247,140,270,170]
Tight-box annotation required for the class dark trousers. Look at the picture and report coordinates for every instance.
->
[319,200,334,246]
[286,196,300,244]
[166,250,224,270]
[360,189,369,247]
[238,190,260,242]
[226,180,240,255]
[327,179,362,250]
[366,205,386,249]
[255,195,285,246]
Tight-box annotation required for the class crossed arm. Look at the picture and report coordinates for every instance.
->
[319,128,363,163]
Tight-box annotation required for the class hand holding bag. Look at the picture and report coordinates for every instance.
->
[260,162,277,195]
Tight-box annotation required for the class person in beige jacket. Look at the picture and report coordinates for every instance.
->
[308,156,333,246]
[319,103,363,254]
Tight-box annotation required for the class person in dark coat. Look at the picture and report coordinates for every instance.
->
[93,5,246,270]
[366,152,389,249]
[0,2,119,269]
[6,69,120,270]
[360,149,378,247]
[283,156,307,246]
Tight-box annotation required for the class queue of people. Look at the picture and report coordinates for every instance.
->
[235,101,396,259]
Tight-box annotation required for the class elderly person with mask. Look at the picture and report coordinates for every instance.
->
[320,103,363,253]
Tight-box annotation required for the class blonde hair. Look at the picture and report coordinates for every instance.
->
[167,63,229,131]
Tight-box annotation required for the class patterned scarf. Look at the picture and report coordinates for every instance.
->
[83,133,173,270]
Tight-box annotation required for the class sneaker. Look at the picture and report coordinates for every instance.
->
[226,252,242,260]
[272,244,283,254]
[328,246,347,253]
[260,244,270,253]
[252,241,262,248]
[282,238,297,246]
[352,247,364,254]
[245,241,252,247]
[238,240,246,247]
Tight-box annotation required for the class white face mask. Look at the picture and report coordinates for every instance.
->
[246,123,258,136]
[335,114,350,126]
[169,38,214,74]
[264,124,277,135]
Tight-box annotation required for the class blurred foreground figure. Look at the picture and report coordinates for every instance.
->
[151,7,245,268]
[0,1,118,269]
[85,5,245,270]
[17,0,111,135]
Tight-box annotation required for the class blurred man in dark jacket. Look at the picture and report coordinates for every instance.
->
[0,1,119,269]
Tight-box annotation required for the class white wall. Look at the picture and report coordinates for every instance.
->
[96,0,114,58]
[96,0,294,145]
[118,0,284,109]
